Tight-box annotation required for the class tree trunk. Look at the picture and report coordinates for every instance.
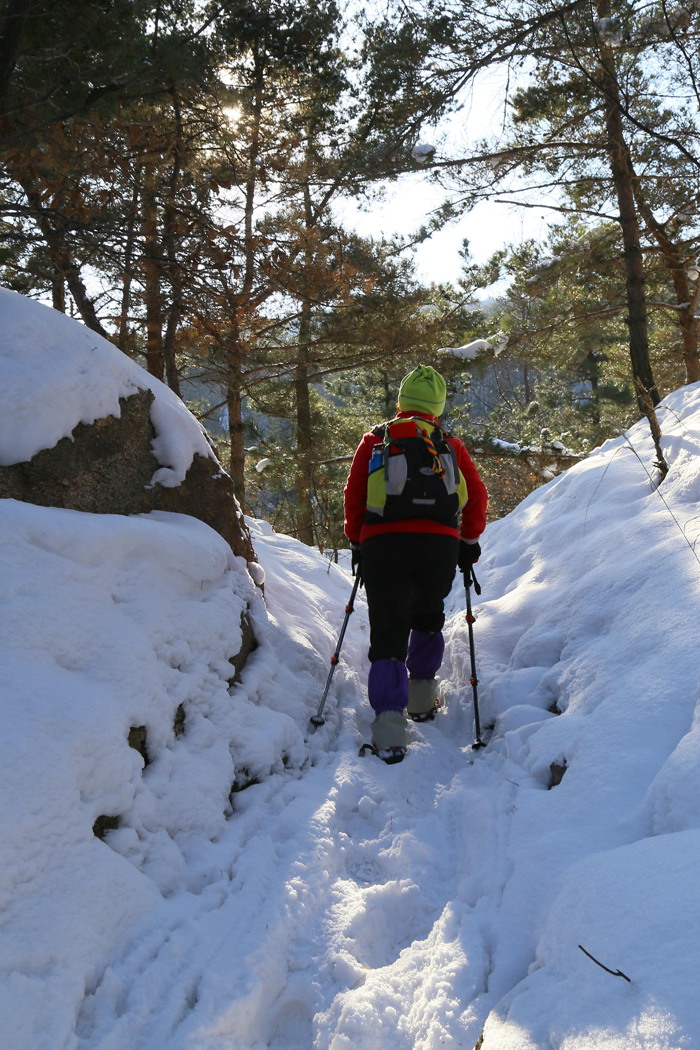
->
[118,179,141,356]
[219,48,263,506]
[161,84,183,397]
[141,171,165,381]
[597,0,659,411]
[382,371,393,418]
[632,179,700,384]
[51,270,65,313]
[294,301,315,545]
[0,0,31,114]
[522,363,532,403]
[586,353,602,425]
[18,179,111,339]
[227,333,246,502]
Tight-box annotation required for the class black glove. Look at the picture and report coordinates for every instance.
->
[458,540,481,573]
[350,542,362,577]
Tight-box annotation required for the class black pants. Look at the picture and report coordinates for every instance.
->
[361,532,459,663]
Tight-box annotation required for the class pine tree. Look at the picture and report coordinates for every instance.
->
[375,0,700,413]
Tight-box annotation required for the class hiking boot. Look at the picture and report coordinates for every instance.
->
[371,710,408,763]
[407,678,438,721]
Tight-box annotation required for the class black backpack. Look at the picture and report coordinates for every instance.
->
[364,416,466,526]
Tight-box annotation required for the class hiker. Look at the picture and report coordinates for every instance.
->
[343,364,488,763]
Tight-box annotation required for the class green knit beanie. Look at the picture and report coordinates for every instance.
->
[397,365,447,417]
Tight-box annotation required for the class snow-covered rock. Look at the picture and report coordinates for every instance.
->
[0,287,254,561]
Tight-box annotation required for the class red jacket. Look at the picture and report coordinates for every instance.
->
[343,411,488,545]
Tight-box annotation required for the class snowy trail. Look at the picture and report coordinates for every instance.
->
[73,596,522,1050]
[10,289,700,1049]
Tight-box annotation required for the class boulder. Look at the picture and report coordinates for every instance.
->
[0,386,256,564]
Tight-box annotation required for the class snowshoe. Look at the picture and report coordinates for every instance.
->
[359,742,408,765]
[408,704,438,723]
[360,710,409,764]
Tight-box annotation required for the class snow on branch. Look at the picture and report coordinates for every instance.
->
[437,333,507,362]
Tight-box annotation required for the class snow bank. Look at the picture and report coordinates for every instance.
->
[458,384,700,1048]
[0,501,364,1049]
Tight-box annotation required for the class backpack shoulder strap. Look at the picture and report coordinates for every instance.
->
[372,417,411,441]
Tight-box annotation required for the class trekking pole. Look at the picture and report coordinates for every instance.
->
[464,565,486,750]
[309,570,362,730]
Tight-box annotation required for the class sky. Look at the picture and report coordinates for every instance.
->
[350,182,550,286]
[3,286,700,1049]
[346,69,554,288]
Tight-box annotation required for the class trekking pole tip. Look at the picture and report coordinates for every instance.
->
[309,715,326,729]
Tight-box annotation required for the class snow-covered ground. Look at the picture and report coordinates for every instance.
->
[3,288,700,1049]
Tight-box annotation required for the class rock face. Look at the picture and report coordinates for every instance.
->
[0,387,256,564]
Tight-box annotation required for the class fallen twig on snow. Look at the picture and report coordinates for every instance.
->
[578,944,632,983]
